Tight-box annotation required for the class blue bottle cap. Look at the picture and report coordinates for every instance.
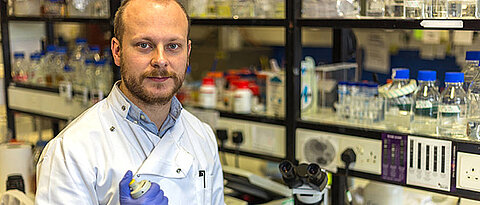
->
[13,52,25,58]
[75,38,87,44]
[85,59,95,64]
[94,60,106,66]
[56,47,67,54]
[445,72,464,83]
[418,70,436,81]
[338,81,347,85]
[466,51,480,60]
[46,45,56,52]
[64,65,73,72]
[393,69,409,79]
[30,53,41,60]
[89,45,100,52]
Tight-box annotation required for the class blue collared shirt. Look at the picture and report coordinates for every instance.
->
[117,84,183,137]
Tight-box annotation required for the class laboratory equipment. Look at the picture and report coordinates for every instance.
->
[404,0,423,17]
[411,70,439,135]
[233,80,252,114]
[12,52,28,83]
[438,72,468,138]
[447,0,476,17]
[385,0,405,17]
[223,165,291,203]
[461,51,480,91]
[366,0,386,16]
[279,160,328,205]
[383,68,416,132]
[468,64,480,140]
[199,77,217,109]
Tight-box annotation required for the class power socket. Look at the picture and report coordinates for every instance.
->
[296,129,340,173]
[406,135,452,191]
[457,152,480,192]
[338,136,382,175]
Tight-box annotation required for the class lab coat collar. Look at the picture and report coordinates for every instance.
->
[135,115,192,178]
[107,81,130,119]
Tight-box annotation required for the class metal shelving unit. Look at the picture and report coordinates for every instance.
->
[2,0,480,203]
[0,0,117,137]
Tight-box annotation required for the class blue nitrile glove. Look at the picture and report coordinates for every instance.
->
[119,170,168,205]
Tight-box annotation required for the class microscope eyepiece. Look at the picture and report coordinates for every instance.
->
[306,163,328,191]
[278,160,303,188]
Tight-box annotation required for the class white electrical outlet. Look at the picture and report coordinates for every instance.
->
[296,129,340,173]
[406,136,451,191]
[216,118,285,158]
[457,152,480,192]
[338,135,382,175]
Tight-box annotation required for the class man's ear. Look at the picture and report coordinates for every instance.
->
[187,39,191,66]
[111,37,121,67]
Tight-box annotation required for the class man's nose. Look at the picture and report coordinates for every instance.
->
[151,47,168,68]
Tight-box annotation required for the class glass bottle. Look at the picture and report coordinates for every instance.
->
[411,70,440,135]
[438,72,468,138]
[461,51,480,92]
[385,69,415,132]
[467,65,480,140]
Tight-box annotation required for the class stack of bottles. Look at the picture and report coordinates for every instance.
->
[335,81,384,124]
[195,69,265,115]
[11,38,113,96]
[182,0,285,19]
[11,0,109,18]
[302,0,479,18]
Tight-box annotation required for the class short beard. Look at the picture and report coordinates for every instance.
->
[120,58,184,106]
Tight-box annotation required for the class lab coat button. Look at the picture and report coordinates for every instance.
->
[176,168,181,173]
[110,126,115,132]
[140,114,146,120]
[121,105,126,111]
[134,120,138,124]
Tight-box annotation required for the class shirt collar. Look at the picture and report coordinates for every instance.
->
[108,81,183,137]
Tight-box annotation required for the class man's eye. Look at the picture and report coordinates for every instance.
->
[138,43,150,49]
[168,44,179,50]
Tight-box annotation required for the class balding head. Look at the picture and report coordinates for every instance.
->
[113,0,190,45]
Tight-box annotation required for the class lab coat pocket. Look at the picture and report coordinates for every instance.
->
[196,171,213,205]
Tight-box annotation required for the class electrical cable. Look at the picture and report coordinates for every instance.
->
[344,162,353,205]
[341,148,356,205]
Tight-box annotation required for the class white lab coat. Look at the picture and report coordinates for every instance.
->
[35,85,225,205]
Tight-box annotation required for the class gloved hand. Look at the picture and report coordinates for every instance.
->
[119,170,168,205]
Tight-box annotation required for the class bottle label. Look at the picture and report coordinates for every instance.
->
[439,105,461,113]
[416,100,433,109]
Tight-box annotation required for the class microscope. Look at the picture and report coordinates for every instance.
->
[279,160,328,205]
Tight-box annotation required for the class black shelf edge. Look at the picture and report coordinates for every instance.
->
[218,111,285,126]
[11,82,59,93]
[10,108,68,121]
[219,147,284,162]
[299,18,480,30]
[297,120,384,140]
[7,16,111,24]
[337,168,480,201]
[191,18,287,26]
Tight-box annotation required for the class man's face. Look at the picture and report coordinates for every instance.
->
[112,0,191,105]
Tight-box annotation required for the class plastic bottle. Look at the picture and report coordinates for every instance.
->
[411,70,440,135]
[88,45,101,63]
[233,80,253,114]
[467,65,480,140]
[12,52,28,83]
[447,0,476,17]
[366,0,386,17]
[67,0,90,17]
[44,45,57,86]
[404,0,423,18]
[385,69,415,132]
[461,51,480,91]
[54,47,68,85]
[385,0,404,17]
[337,0,360,17]
[438,72,468,138]
[28,53,45,85]
[69,38,89,91]
[94,60,109,94]
[199,77,217,109]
